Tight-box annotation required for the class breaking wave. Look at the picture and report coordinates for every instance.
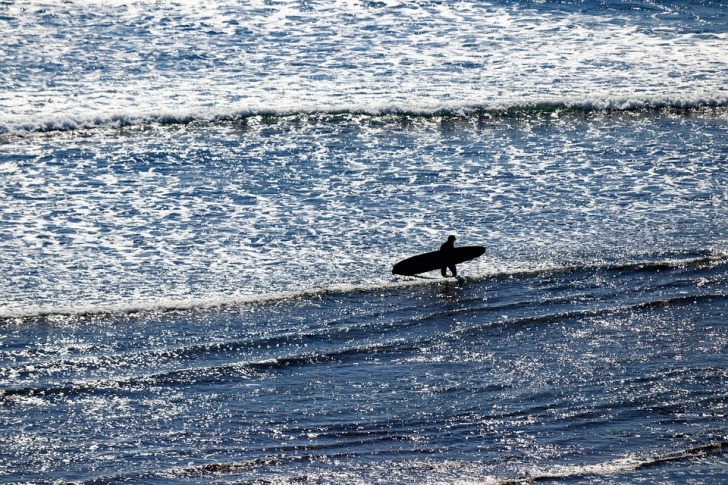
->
[2,97,727,138]
[509,442,728,484]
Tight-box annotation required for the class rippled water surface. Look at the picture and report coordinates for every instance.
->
[3,259,727,483]
[2,110,727,315]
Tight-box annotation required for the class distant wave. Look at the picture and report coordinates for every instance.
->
[2,96,727,138]
[1,252,725,324]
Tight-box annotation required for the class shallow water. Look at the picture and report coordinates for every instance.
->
[2,110,727,317]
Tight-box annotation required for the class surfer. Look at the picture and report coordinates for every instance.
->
[440,235,457,277]
[391,235,483,277]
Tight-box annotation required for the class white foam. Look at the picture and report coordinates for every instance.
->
[523,456,644,481]
[0,275,465,321]
[1,0,727,136]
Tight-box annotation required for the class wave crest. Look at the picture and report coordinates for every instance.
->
[509,442,728,484]
[2,97,727,138]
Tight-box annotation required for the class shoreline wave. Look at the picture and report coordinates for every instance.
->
[2,97,727,139]
[508,441,728,484]
[1,253,725,324]
[160,440,728,482]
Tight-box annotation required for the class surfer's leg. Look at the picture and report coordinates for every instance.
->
[448,264,457,277]
[441,266,447,277]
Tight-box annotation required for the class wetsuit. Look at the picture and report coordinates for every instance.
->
[440,236,457,277]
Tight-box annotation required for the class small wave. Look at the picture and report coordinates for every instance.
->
[633,293,728,310]
[454,290,728,341]
[0,360,263,404]
[0,277,435,323]
[154,441,728,482]
[1,96,726,138]
[600,253,728,273]
[2,252,725,324]
[0,339,414,404]
[173,456,287,476]
[506,441,728,484]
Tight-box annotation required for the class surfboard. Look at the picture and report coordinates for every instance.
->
[392,246,485,276]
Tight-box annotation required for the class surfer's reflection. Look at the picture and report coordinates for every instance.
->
[438,279,461,298]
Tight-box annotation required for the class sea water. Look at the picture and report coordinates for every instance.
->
[1,0,727,483]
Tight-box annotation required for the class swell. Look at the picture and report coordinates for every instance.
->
[456,292,728,339]
[1,97,726,138]
[2,252,725,324]
[0,340,413,403]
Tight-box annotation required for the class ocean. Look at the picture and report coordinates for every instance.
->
[1,0,727,483]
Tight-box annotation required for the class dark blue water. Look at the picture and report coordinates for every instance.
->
[2,257,726,483]
[2,0,728,482]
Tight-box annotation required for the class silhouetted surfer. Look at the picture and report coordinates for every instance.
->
[392,235,484,277]
[440,235,457,277]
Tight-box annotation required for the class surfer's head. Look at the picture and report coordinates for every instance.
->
[448,235,456,242]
